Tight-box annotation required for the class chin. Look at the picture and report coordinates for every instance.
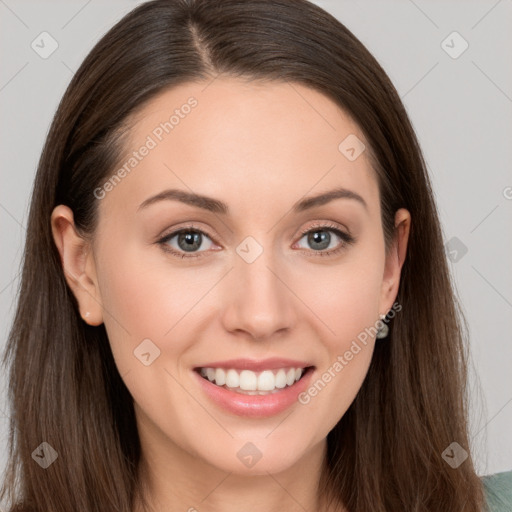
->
[195,436,312,476]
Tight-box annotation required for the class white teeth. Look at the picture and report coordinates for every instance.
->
[199,366,306,392]
[225,369,239,388]
[215,368,226,386]
[258,370,276,391]
[274,369,287,389]
[239,370,258,390]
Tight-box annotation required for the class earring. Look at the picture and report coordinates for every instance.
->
[376,314,389,339]
[84,311,90,319]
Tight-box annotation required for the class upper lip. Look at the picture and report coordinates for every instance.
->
[194,358,314,372]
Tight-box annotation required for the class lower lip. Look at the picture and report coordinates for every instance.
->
[193,367,315,418]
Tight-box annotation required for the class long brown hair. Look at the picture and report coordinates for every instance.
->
[1,0,486,510]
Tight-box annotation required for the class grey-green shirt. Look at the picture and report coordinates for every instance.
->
[482,470,512,511]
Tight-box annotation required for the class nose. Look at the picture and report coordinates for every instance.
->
[221,248,298,340]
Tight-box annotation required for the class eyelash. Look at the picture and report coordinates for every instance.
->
[156,222,356,259]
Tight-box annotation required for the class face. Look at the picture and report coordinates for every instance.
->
[52,77,410,477]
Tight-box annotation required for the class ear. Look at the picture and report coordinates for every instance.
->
[379,208,411,316]
[50,205,104,326]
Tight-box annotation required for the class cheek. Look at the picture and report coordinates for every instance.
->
[292,252,384,343]
[289,252,384,416]
[296,284,379,428]
[94,239,215,365]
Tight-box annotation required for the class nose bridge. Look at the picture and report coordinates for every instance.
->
[222,238,296,339]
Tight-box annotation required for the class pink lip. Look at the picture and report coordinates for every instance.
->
[192,366,315,418]
[193,357,313,372]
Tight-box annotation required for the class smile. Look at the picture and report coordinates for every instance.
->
[192,364,316,418]
[197,366,308,395]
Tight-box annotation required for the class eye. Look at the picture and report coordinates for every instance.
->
[156,222,356,260]
[294,222,355,257]
[157,225,216,259]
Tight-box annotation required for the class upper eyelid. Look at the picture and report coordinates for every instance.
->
[159,224,216,243]
[298,220,349,235]
[160,221,348,239]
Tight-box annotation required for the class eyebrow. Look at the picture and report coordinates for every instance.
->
[137,186,368,214]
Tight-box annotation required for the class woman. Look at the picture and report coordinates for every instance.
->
[1,0,510,511]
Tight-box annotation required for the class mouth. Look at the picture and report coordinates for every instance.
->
[193,365,315,395]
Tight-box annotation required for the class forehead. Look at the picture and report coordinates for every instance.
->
[100,77,378,219]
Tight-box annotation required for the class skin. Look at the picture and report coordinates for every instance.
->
[51,77,410,512]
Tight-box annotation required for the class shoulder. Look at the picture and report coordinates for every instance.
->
[481,470,512,512]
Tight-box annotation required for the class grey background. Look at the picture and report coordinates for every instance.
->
[1,0,511,486]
